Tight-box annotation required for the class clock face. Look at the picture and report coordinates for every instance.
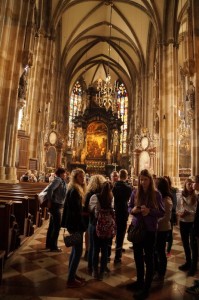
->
[141,137,149,150]
[49,132,57,145]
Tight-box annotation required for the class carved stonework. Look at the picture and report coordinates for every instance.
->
[22,50,33,68]
[18,70,28,100]
[182,59,195,76]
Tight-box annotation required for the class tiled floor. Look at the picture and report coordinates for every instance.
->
[0,222,198,300]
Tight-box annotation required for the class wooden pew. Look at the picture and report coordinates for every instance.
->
[0,200,22,257]
[0,183,49,261]
[0,250,6,285]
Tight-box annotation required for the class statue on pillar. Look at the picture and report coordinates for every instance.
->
[186,81,195,110]
[106,150,112,164]
[18,70,28,100]
[81,148,87,164]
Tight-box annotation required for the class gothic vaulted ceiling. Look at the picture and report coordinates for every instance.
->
[49,0,186,95]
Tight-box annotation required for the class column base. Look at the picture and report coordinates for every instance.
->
[0,167,6,181]
[0,179,19,184]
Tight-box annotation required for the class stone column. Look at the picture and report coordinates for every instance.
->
[191,0,199,175]
[159,42,179,178]
[0,0,33,182]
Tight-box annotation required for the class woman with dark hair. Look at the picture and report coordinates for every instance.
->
[154,177,173,281]
[177,178,198,275]
[46,167,67,252]
[89,181,114,280]
[62,168,87,288]
[164,175,178,256]
[128,169,165,300]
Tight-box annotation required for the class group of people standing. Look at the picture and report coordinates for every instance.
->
[43,166,199,299]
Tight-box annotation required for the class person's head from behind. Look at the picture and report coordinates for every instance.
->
[119,169,128,181]
[55,167,66,179]
[156,177,171,198]
[70,168,85,187]
[164,175,172,188]
[110,171,119,183]
[99,181,113,208]
[87,174,106,193]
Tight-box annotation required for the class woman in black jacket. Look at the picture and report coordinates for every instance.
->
[62,168,87,288]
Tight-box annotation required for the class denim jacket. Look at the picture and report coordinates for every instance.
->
[46,176,67,206]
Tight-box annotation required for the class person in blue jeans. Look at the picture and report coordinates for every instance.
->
[128,169,165,300]
[186,176,199,296]
[84,174,106,275]
[62,168,87,288]
[89,181,114,280]
[46,167,67,252]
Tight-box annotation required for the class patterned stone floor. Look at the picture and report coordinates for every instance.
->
[0,222,198,300]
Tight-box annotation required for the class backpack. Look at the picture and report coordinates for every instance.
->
[96,206,117,239]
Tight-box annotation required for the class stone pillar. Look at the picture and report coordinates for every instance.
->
[191,0,199,175]
[160,42,179,178]
[0,0,33,183]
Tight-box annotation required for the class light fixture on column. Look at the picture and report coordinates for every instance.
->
[96,1,117,112]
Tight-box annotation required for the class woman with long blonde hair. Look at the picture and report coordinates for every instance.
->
[128,169,164,300]
[62,168,87,288]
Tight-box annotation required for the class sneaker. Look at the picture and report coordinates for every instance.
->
[99,272,104,281]
[114,258,122,265]
[178,263,190,271]
[126,281,144,291]
[104,266,110,274]
[186,284,199,295]
[92,271,99,279]
[67,279,85,288]
[153,274,164,282]
[133,289,149,299]
[75,275,86,282]
[50,247,62,252]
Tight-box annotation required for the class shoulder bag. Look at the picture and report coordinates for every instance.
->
[127,217,146,244]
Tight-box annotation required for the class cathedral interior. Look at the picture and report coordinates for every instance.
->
[0,0,198,185]
[0,0,199,299]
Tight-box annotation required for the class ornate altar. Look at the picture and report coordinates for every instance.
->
[69,86,123,175]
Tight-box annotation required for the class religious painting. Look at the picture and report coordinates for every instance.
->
[86,121,107,159]
[46,146,57,168]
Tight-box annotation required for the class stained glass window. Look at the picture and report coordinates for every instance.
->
[116,82,128,154]
[68,81,82,148]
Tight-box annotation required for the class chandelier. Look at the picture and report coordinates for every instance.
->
[96,1,117,112]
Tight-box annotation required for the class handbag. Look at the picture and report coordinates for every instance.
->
[38,190,50,208]
[127,218,146,244]
[63,230,82,247]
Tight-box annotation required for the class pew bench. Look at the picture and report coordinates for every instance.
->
[0,250,6,285]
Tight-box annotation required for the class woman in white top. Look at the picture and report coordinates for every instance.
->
[177,178,198,275]
[154,177,173,281]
